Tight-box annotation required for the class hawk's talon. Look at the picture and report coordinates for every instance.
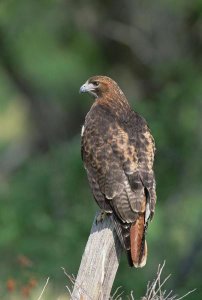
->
[96,210,108,224]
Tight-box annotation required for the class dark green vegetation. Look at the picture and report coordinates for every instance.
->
[0,0,202,299]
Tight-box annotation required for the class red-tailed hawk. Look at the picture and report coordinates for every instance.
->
[80,76,156,267]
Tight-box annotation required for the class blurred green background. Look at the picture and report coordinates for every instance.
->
[0,0,202,299]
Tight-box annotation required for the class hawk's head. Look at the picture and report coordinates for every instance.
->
[79,76,122,99]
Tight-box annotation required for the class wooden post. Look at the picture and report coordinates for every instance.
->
[71,212,122,300]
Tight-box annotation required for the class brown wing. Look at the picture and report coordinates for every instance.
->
[82,106,156,220]
[125,111,156,218]
[82,106,141,222]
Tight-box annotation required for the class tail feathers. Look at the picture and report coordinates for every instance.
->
[112,214,147,268]
[130,215,147,268]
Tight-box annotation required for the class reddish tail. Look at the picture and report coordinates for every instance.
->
[130,215,147,268]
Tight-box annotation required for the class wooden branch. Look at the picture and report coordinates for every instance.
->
[71,212,122,300]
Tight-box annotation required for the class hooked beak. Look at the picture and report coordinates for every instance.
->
[79,83,88,93]
[79,81,95,94]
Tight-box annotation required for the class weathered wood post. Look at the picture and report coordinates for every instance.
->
[71,212,122,300]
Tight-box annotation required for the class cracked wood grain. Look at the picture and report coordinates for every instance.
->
[71,212,122,300]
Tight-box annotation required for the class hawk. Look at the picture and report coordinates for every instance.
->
[80,76,156,267]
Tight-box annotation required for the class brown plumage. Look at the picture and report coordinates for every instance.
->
[80,75,156,267]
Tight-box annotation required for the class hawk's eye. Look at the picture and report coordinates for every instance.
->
[92,81,99,87]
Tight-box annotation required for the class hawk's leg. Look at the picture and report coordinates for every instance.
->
[96,210,112,224]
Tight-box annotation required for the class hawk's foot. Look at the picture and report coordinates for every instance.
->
[96,210,110,224]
